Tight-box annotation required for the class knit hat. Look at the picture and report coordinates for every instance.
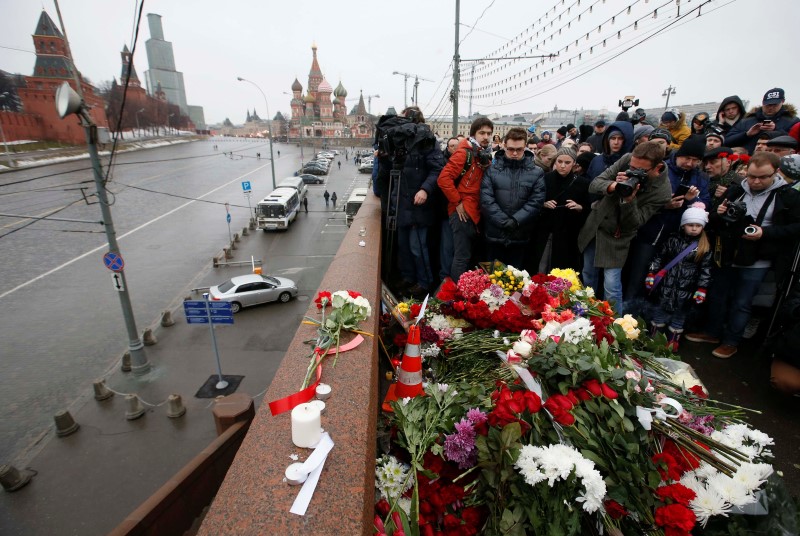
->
[633,124,655,143]
[556,146,577,161]
[675,135,707,160]
[661,109,679,122]
[557,126,568,136]
[706,131,724,142]
[649,128,673,144]
[681,203,709,227]
[566,123,576,130]
[575,152,595,170]
[780,154,800,182]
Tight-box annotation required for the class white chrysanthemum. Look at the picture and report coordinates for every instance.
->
[559,317,595,344]
[706,473,755,508]
[732,463,773,491]
[421,344,440,358]
[396,497,412,515]
[539,321,563,340]
[375,456,413,500]
[690,485,731,527]
[680,473,703,493]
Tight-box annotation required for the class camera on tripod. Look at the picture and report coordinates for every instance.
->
[615,168,648,198]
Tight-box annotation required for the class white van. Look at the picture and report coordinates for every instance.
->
[345,188,369,227]
[276,176,308,202]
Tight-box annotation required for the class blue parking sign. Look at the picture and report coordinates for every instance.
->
[242,181,252,192]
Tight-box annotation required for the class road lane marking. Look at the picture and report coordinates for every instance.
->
[0,163,271,301]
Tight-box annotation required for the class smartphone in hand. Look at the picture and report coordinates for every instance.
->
[674,184,690,197]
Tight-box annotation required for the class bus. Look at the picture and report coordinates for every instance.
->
[276,176,308,202]
[256,187,300,231]
[345,188,369,227]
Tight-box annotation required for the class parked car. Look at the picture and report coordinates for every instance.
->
[298,173,324,184]
[359,158,374,173]
[208,274,298,313]
[301,166,327,176]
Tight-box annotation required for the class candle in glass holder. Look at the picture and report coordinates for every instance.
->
[291,403,321,448]
[315,383,332,400]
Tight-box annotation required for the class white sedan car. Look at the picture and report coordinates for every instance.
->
[208,274,298,313]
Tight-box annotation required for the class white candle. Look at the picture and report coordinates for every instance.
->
[315,383,332,400]
[291,403,321,448]
[285,462,308,485]
[310,399,326,415]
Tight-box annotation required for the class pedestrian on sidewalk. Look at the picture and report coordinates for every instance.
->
[331,192,338,208]
[337,161,341,170]
[278,150,281,157]
[257,152,261,159]
[324,190,330,207]
[303,196,309,213]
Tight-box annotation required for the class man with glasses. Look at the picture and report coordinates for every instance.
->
[480,127,545,267]
[578,141,673,313]
[687,152,800,358]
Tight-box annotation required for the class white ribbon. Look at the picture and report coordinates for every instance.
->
[496,350,542,398]
[636,397,683,431]
[414,294,429,325]
[290,432,334,516]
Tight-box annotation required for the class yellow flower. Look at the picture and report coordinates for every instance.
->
[494,270,502,277]
[504,291,510,296]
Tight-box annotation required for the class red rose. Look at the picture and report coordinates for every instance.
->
[375,498,391,517]
[655,504,696,532]
[575,388,591,401]
[314,291,332,308]
[582,379,602,397]
[393,333,408,348]
[603,499,628,519]
[657,483,697,507]
[420,524,435,536]
[410,303,422,318]
[565,390,579,405]
[523,391,542,413]
[600,383,619,399]
[461,506,485,527]
[554,411,576,426]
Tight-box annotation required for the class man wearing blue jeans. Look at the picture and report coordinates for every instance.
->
[578,142,673,313]
[687,151,800,358]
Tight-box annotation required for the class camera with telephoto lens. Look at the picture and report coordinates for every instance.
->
[475,146,493,167]
[615,168,648,198]
[721,200,748,223]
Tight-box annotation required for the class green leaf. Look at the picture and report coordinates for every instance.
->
[622,416,635,432]
[500,422,522,448]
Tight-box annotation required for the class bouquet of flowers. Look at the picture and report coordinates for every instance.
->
[375,268,786,535]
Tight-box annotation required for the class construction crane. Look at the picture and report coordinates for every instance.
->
[365,94,380,115]
[392,71,434,109]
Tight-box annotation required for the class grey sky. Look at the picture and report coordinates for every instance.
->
[3,0,799,125]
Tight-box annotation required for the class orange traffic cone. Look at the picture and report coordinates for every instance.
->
[382,324,424,412]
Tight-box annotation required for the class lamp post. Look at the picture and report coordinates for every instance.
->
[662,85,677,111]
[0,92,16,168]
[237,77,276,190]
[135,107,145,136]
[168,113,175,135]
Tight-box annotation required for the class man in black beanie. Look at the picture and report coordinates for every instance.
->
[624,135,711,308]
[555,126,568,149]
[566,123,580,143]
[574,151,595,177]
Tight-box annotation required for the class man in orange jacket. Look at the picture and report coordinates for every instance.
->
[437,117,494,281]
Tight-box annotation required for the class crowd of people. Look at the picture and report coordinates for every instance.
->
[373,88,800,396]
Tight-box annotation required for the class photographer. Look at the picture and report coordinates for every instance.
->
[578,141,673,313]
[375,106,444,298]
[437,116,494,282]
[686,152,800,358]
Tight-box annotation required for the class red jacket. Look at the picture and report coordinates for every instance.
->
[437,138,486,224]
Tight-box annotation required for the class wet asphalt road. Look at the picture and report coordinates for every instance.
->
[0,138,365,466]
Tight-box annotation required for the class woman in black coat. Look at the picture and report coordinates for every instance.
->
[528,147,590,273]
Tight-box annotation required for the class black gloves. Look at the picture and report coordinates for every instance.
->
[502,218,518,230]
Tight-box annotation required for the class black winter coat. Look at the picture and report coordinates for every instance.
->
[480,151,546,245]
[388,148,445,228]
[648,232,713,313]
[723,104,799,154]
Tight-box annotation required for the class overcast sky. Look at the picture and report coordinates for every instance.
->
[3,0,799,125]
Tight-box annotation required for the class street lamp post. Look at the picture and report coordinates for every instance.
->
[168,113,175,135]
[662,85,677,111]
[0,92,17,168]
[135,107,145,137]
[237,77,276,190]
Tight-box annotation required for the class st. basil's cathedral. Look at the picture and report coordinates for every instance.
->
[289,44,373,140]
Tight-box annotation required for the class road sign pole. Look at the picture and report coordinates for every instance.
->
[225,203,233,244]
[203,293,228,389]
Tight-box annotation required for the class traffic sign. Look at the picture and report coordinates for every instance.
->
[242,181,252,192]
[183,300,234,324]
[111,273,125,292]
[103,252,125,272]
[226,213,232,223]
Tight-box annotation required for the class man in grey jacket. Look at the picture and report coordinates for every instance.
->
[577,141,673,313]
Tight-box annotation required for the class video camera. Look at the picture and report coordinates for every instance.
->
[615,168,648,198]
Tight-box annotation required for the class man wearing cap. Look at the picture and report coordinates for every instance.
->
[766,136,798,157]
[555,126,568,149]
[659,109,691,150]
[537,131,555,149]
[585,120,606,153]
[724,88,799,154]
[703,147,741,207]
[566,123,580,143]
[687,151,800,359]
[624,135,711,306]
[649,129,674,158]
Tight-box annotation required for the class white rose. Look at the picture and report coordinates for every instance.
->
[512,340,533,358]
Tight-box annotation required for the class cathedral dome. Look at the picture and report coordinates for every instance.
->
[318,78,333,94]
[291,78,302,92]
[334,81,347,98]
[332,97,340,105]
[303,93,316,103]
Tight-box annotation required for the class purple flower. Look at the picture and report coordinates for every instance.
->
[546,278,570,295]
[443,417,478,469]
[572,303,587,316]
[466,408,487,426]
[489,284,504,299]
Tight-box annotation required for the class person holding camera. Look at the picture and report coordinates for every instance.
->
[724,88,799,154]
[578,141,673,313]
[480,127,546,268]
[686,151,800,358]
[437,117,495,281]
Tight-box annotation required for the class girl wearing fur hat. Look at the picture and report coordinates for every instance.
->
[645,203,714,351]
